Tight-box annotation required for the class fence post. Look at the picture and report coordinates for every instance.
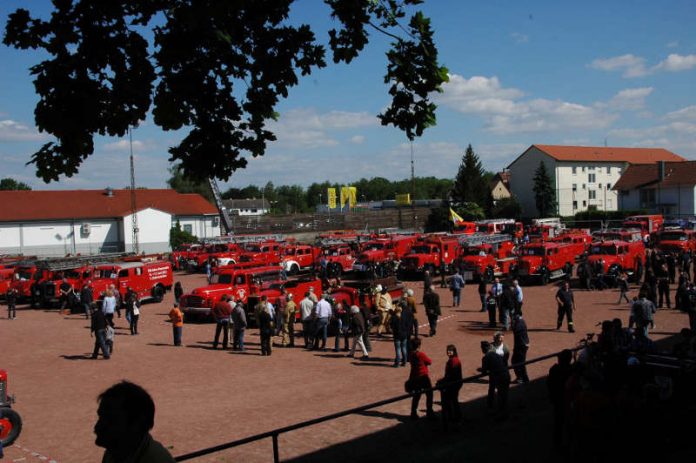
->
[272,433,280,463]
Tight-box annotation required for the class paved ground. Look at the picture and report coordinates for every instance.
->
[0,271,690,462]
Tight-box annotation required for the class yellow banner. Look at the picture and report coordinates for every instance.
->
[449,207,464,225]
[348,187,357,207]
[395,193,411,206]
[340,187,348,209]
[327,188,337,209]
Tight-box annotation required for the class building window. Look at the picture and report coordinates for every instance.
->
[598,183,602,189]
[582,166,586,172]
[251,208,258,213]
[606,183,611,190]
[588,173,596,183]
[572,167,577,175]
[583,200,587,207]
[573,201,578,210]
[183,224,193,234]
[589,190,596,200]
[606,166,611,174]
[572,184,577,192]
[582,184,586,190]
[588,165,595,171]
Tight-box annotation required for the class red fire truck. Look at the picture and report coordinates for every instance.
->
[282,244,320,275]
[514,242,578,285]
[317,243,357,277]
[399,235,461,276]
[550,230,592,258]
[476,219,524,239]
[92,258,173,303]
[585,239,645,282]
[458,234,517,282]
[0,369,22,447]
[352,235,417,274]
[622,214,664,237]
[655,229,696,254]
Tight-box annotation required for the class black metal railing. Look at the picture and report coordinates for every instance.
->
[175,347,578,462]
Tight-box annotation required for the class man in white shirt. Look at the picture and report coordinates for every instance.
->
[491,277,504,313]
[313,295,332,351]
[299,292,315,348]
[513,280,523,316]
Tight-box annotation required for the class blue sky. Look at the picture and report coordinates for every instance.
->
[1,0,695,192]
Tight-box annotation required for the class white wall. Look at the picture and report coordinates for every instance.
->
[556,162,625,216]
[0,219,121,256]
[175,215,220,239]
[123,208,172,254]
[618,185,696,215]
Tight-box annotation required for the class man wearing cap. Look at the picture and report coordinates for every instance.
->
[313,294,332,350]
[300,292,315,348]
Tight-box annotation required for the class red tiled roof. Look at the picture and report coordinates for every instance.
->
[533,144,686,164]
[613,161,696,190]
[0,189,218,222]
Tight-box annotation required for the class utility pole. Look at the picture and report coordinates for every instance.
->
[129,127,140,254]
[410,140,416,229]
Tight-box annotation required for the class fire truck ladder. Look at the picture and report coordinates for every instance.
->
[208,178,234,235]
[456,233,513,247]
[32,252,135,271]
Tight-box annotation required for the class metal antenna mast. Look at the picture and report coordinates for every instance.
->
[129,127,140,254]
[410,140,415,200]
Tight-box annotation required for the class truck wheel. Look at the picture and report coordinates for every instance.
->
[152,285,165,303]
[0,408,22,447]
[540,270,550,285]
[289,264,300,275]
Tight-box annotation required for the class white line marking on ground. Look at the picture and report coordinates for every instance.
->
[418,314,455,328]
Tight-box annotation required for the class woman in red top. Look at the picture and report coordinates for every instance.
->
[408,337,435,419]
[438,344,463,422]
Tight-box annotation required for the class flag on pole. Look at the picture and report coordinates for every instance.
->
[449,207,464,226]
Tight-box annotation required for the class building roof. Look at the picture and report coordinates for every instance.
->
[223,198,269,209]
[612,161,696,190]
[0,189,218,222]
[532,144,686,164]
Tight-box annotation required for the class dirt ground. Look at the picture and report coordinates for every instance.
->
[0,271,690,462]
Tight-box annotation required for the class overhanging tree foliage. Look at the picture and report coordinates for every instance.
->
[532,161,556,217]
[4,1,448,183]
[166,164,213,203]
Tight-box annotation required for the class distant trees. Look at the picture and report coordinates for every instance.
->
[532,161,556,217]
[0,177,31,190]
[451,145,488,206]
[166,164,213,202]
[491,196,522,220]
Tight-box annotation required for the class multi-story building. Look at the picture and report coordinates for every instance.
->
[507,145,686,217]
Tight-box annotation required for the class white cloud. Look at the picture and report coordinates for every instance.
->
[589,54,648,78]
[510,32,529,44]
[102,139,151,152]
[437,73,616,134]
[268,108,376,149]
[665,105,696,121]
[350,135,365,144]
[653,53,696,72]
[0,119,47,142]
[590,53,696,77]
[604,87,654,110]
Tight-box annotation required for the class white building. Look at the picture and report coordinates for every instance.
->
[222,198,269,216]
[507,145,686,217]
[0,188,220,256]
[613,161,696,215]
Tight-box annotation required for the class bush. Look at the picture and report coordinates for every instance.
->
[170,221,198,250]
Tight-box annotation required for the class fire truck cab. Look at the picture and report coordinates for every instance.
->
[622,214,663,237]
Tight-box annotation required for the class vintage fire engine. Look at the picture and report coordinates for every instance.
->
[399,235,460,276]
[458,234,517,282]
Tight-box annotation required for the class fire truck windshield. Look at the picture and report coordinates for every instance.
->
[17,269,33,280]
[591,245,617,255]
[410,245,432,254]
[522,247,545,256]
[213,274,233,284]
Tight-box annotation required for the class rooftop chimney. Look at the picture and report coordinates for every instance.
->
[104,187,114,197]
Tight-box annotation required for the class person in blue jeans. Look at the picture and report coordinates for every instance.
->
[390,307,408,367]
[450,270,465,307]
